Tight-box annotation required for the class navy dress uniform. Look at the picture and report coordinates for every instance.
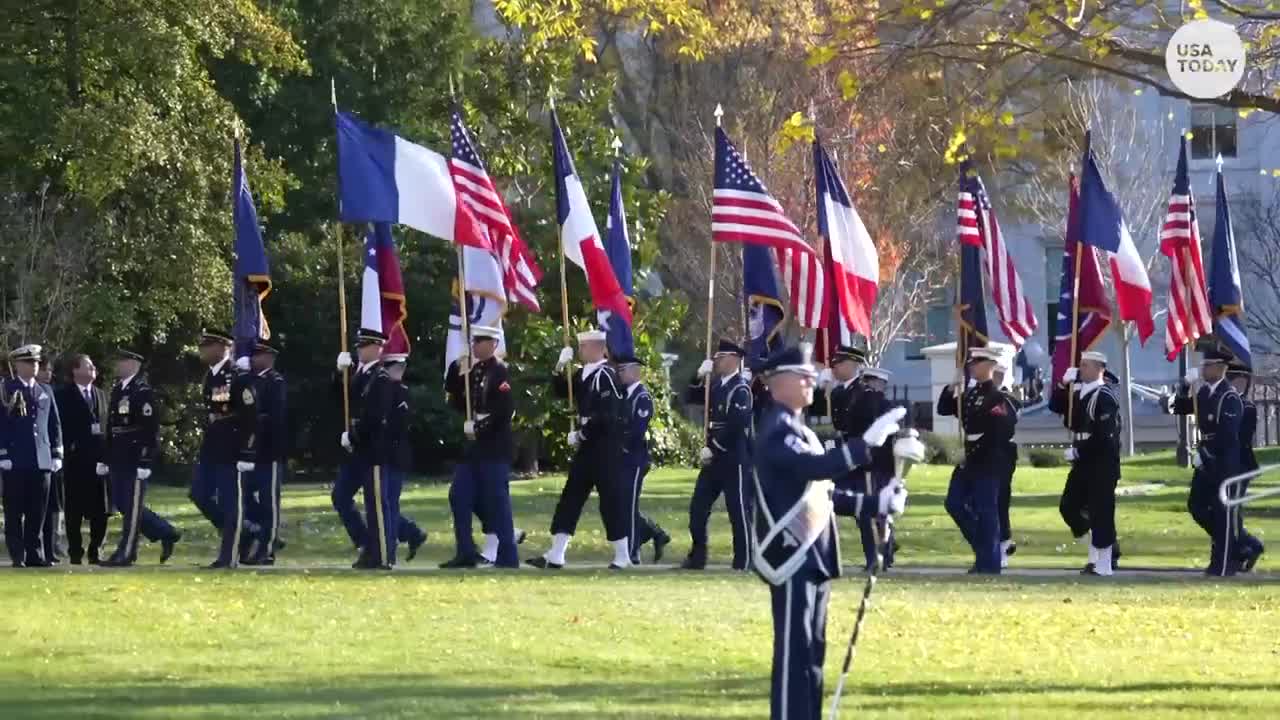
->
[752,346,908,720]
[1049,352,1122,575]
[1170,349,1244,576]
[245,343,288,565]
[0,345,63,567]
[56,378,111,564]
[937,347,1016,574]
[615,353,669,564]
[443,326,518,569]
[1227,362,1265,570]
[837,367,895,570]
[39,376,67,565]
[102,351,180,566]
[202,347,260,569]
[190,332,238,533]
[682,339,754,571]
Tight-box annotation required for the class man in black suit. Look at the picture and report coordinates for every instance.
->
[55,354,111,564]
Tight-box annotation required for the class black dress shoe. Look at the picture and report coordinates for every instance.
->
[679,551,706,570]
[608,562,628,570]
[206,560,234,569]
[352,554,378,569]
[273,538,287,552]
[439,554,479,569]
[526,557,562,570]
[407,533,427,562]
[99,557,128,567]
[653,532,671,564]
[26,559,53,568]
[1080,562,1097,575]
[160,533,181,564]
[1243,546,1264,572]
[10,561,25,569]
[515,529,528,545]
[70,557,83,565]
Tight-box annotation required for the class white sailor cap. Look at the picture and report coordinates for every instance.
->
[1080,350,1107,365]
[382,353,409,365]
[576,329,607,343]
[470,325,503,341]
[967,347,1002,363]
[995,354,1014,373]
[9,344,42,362]
[860,367,892,381]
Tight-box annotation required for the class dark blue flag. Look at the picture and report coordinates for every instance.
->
[1208,168,1251,367]
[603,158,635,358]
[744,243,786,368]
[232,138,270,359]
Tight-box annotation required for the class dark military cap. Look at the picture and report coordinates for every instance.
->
[252,342,279,356]
[760,345,817,379]
[713,338,746,358]
[612,352,644,368]
[1202,347,1234,365]
[199,330,234,347]
[356,328,388,347]
[1227,359,1252,377]
[831,344,867,364]
[117,349,145,362]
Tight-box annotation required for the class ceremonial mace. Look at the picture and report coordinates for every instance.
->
[828,417,926,720]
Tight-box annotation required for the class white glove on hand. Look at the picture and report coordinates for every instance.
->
[741,368,752,382]
[555,347,574,373]
[892,434,927,463]
[0,460,12,471]
[696,359,713,379]
[236,461,255,473]
[698,446,714,465]
[1063,447,1078,463]
[1062,367,1078,384]
[1184,368,1200,385]
[567,430,581,448]
[51,458,63,473]
[824,439,836,451]
[878,480,908,516]
[235,356,250,372]
[817,368,834,390]
[136,468,151,481]
[336,352,353,371]
[95,463,110,477]
[862,406,907,447]
[1191,450,1203,469]
[340,431,352,452]
[463,420,475,438]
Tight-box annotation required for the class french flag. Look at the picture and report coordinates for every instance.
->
[1078,132,1154,344]
[814,139,878,338]
[550,109,632,332]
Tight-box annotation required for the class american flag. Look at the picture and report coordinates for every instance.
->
[1159,137,1211,360]
[957,166,1037,346]
[449,109,543,311]
[711,127,826,328]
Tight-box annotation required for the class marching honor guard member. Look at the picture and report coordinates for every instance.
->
[36,361,67,564]
[681,339,754,571]
[245,342,287,565]
[615,352,670,564]
[101,350,180,566]
[1170,349,1245,576]
[937,347,1017,574]
[991,355,1021,565]
[191,332,236,534]
[844,366,896,570]
[442,325,519,569]
[1050,351,1121,576]
[751,346,912,720]
[380,352,427,566]
[529,329,629,570]
[57,354,111,564]
[1,345,63,567]
[1227,361,1265,570]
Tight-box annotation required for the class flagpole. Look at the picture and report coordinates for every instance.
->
[332,78,351,431]
[551,90,576,427]
[1066,239,1084,429]
[955,241,965,439]
[1182,246,1199,447]
[704,105,724,434]
[451,77,474,426]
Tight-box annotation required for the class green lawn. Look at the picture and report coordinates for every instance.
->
[1,452,1278,718]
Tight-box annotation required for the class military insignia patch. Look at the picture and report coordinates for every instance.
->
[243,388,255,405]
[638,409,650,418]
[499,381,511,392]
[142,403,152,417]
[119,399,130,415]
[1207,413,1214,421]
[991,404,1007,416]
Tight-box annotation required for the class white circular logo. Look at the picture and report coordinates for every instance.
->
[1166,20,1247,99]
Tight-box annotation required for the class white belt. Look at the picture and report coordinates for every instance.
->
[966,433,984,441]
[476,413,490,420]
[1074,432,1092,440]
[579,416,590,425]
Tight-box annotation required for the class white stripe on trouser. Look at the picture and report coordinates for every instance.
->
[373,466,387,563]
[781,578,792,719]
[126,474,142,557]
[232,470,243,566]
[267,463,278,549]
[630,467,640,560]
[737,466,750,558]
[1220,482,1235,572]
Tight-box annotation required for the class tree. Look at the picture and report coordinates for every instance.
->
[1236,186,1280,362]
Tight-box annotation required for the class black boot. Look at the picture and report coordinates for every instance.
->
[679,545,707,570]
[653,530,672,564]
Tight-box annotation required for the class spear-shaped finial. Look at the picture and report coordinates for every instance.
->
[612,135,622,156]
[548,85,557,111]
[714,103,724,127]
[1216,153,1225,173]
[330,77,337,111]
[449,74,456,101]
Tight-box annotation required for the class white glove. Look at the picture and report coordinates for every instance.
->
[340,431,352,452]
[136,468,151,481]
[95,463,109,477]
[235,356,250,372]
[817,368,834,390]
[336,352,353,371]
[51,458,63,473]
[892,434,927,463]
[824,439,836,451]
[877,480,908,516]
[698,446,714,465]
[696,359,713,379]
[862,406,907,447]
[0,460,11,471]
[741,368,753,382]
[567,430,581,448]
[1184,368,1200,385]
[236,461,255,473]
[1062,367,1078,384]
[1063,447,1078,463]
[555,347,574,373]
[463,420,475,438]
[1191,450,1203,468]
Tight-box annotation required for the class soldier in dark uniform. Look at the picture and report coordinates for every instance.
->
[381,352,427,567]
[57,354,111,564]
[333,330,426,567]
[937,347,1017,574]
[529,329,629,570]
[751,345,910,720]
[816,344,866,430]
[1050,350,1122,575]
[101,350,180,567]
[614,352,670,565]
[1,345,62,567]
[845,367,896,570]
[1227,361,1265,571]
[680,339,753,571]
[1170,349,1245,576]
[191,332,236,534]
[37,360,67,564]
[441,325,519,569]
[992,356,1020,566]
[244,342,287,565]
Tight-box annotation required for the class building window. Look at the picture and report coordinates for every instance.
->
[905,305,952,360]
[1190,106,1237,160]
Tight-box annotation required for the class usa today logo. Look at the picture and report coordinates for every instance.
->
[1166,19,1246,99]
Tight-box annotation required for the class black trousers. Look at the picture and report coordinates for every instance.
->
[41,471,66,561]
[620,463,661,559]
[688,459,753,569]
[64,460,111,562]
[3,470,51,565]
[1188,466,1237,575]
[550,443,624,541]
[769,569,831,720]
[1060,459,1119,548]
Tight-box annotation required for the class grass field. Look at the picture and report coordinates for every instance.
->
[1,452,1278,718]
